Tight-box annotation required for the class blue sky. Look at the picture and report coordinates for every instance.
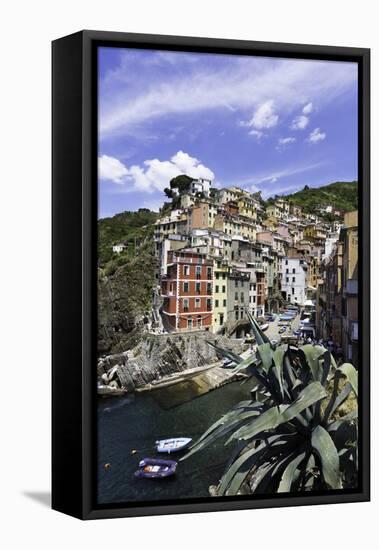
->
[98,47,358,219]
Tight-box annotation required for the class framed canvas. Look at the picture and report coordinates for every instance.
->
[52,30,370,520]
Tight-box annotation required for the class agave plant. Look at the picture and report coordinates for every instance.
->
[181,312,358,495]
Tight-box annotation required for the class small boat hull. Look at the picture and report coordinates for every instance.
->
[134,458,177,479]
[155,437,192,453]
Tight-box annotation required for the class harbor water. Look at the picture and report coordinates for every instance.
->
[97,377,256,505]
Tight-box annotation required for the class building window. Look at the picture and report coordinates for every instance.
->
[183,282,189,292]
[206,298,212,311]
[188,318,193,329]
[195,298,201,308]
[184,265,190,276]
[222,285,226,293]
[286,268,289,274]
[235,310,239,321]
[223,299,226,307]
[207,266,212,280]
[216,272,219,279]
[197,316,202,328]
[183,298,189,312]
[219,313,224,325]
[196,282,201,293]
[235,292,238,301]
[196,265,201,279]
[292,277,295,283]
[207,282,212,295]
[292,268,296,274]
[215,299,219,307]
[235,280,238,288]
[292,288,295,294]
[286,277,289,283]
[215,285,219,293]
[241,293,244,302]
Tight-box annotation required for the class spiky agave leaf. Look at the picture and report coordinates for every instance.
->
[338,363,358,396]
[180,404,264,461]
[298,344,327,382]
[228,382,328,444]
[185,331,357,495]
[323,375,354,424]
[245,309,271,347]
[206,340,243,365]
[277,451,307,493]
[256,342,273,372]
[311,425,342,489]
[217,436,283,495]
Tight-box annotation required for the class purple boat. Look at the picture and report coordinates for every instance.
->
[134,458,177,479]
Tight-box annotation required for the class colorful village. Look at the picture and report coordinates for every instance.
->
[141,177,359,366]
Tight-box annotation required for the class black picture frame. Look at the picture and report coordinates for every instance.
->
[52,30,370,520]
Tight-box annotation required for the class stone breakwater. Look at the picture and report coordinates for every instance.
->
[97,330,246,395]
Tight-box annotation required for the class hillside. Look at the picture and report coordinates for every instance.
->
[97,209,158,354]
[98,208,158,266]
[280,181,358,214]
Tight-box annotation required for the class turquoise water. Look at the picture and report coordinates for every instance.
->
[97,378,256,505]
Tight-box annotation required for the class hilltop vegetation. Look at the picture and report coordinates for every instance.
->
[273,181,358,215]
[98,208,158,266]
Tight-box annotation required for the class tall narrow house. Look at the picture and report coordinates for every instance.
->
[161,249,213,332]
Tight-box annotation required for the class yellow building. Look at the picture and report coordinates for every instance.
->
[213,259,229,333]
[304,224,327,240]
[237,198,258,221]
[266,204,281,219]
[214,214,257,241]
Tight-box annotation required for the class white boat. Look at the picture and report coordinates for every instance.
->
[155,437,192,453]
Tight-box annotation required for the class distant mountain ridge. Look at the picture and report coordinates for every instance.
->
[273,180,358,214]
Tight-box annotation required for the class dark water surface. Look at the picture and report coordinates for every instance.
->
[97,378,256,505]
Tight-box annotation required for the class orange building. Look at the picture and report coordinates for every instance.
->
[161,249,213,332]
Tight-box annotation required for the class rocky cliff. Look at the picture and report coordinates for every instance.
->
[97,331,245,392]
[98,245,156,355]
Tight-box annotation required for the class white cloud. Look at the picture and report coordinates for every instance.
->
[290,115,309,130]
[100,55,356,139]
[98,155,129,183]
[246,100,279,129]
[248,129,264,140]
[302,102,313,115]
[278,137,296,145]
[98,151,214,193]
[230,160,327,190]
[308,127,326,143]
[249,184,261,193]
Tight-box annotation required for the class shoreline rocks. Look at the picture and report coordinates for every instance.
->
[97,331,247,395]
